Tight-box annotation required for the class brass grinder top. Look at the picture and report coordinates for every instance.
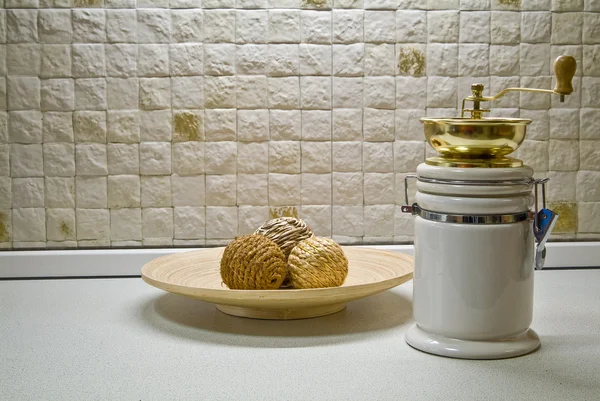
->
[421,55,577,168]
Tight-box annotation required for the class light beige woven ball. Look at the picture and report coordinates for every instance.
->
[254,217,314,259]
[287,236,349,289]
[220,234,287,290]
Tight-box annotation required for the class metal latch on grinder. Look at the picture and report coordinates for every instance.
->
[533,179,558,270]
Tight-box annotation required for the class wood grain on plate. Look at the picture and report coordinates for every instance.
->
[142,247,414,320]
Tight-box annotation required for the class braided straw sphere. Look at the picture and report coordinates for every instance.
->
[254,217,314,259]
[220,234,287,290]
[287,236,349,289]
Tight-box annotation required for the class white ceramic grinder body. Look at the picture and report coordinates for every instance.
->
[404,164,542,359]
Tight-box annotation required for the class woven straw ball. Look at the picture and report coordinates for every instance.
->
[220,234,287,290]
[254,217,314,259]
[287,236,349,289]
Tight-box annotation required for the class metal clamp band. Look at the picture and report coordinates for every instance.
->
[416,177,535,186]
[409,204,531,224]
[403,175,539,207]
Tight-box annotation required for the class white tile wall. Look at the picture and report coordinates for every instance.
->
[0,1,599,249]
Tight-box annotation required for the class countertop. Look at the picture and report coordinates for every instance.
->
[1,270,599,401]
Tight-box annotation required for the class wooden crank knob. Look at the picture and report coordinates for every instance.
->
[553,55,577,96]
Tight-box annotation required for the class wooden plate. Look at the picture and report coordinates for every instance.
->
[142,247,414,320]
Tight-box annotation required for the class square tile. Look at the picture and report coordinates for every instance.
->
[106,10,137,43]
[73,111,105,144]
[139,78,171,110]
[205,141,237,174]
[7,43,41,76]
[396,10,426,43]
[237,174,268,206]
[75,176,107,208]
[301,141,331,173]
[269,10,300,43]
[41,44,71,78]
[110,208,142,241]
[108,175,140,208]
[172,142,204,175]
[332,172,362,204]
[205,207,237,239]
[236,10,268,44]
[76,143,107,176]
[205,109,237,141]
[332,44,364,77]
[74,78,106,111]
[172,77,204,109]
[237,75,268,109]
[137,9,170,44]
[171,9,203,43]
[46,208,76,241]
[300,76,331,109]
[9,111,42,143]
[364,11,395,43]
[333,141,362,172]
[268,173,301,205]
[142,208,173,239]
[267,44,300,76]
[107,143,139,175]
[238,205,269,235]
[206,175,236,206]
[237,110,269,141]
[363,108,394,141]
[332,77,363,109]
[12,208,46,242]
[137,44,169,77]
[43,143,75,177]
[427,10,459,43]
[72,9,106,43]
[173,110,204,142]
[11,144,43,177]
[552,12,583,45]
[171,174,205,206]
[268,77,300,109]
[299,44,332,75]
[7,77,40,111]
[204,76,236,108]
[364,76,395,109]
[204,44,235,76]
[170,44,204,76]
[459,11,490,43]
[363,142,393,173]
[105,44,137,78]
[12,177,45,208]
[204,9,235,43]
[302,110,331,140]
[364,43,395,76]
[270,110,301,141]
[332,205,363,236]
[269,141,301,173]
[45,177,75,208]
[332,108,362,141]
[140,142,171,175]
[333,10,363,44]
[364,204,394,236]
[141,176,171,207]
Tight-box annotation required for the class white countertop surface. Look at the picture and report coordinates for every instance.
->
[1,270,599,401]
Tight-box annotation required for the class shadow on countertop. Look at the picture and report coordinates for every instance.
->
[138,290,412,348]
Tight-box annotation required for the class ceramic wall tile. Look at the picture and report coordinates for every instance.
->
[12,208,46,241]
[1,2,599,248]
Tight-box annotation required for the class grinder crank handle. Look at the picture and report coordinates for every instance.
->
[553,55,577,102]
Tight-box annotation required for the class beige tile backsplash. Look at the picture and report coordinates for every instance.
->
[0,0,599,249]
